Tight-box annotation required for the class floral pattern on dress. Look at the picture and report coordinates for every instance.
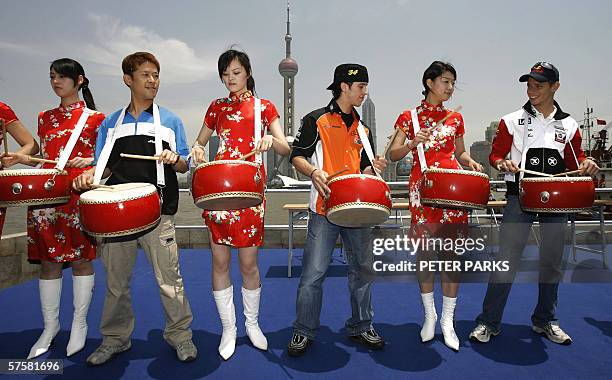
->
[27,101,105,262]
[202,91,279,247]
[394,100,468,230]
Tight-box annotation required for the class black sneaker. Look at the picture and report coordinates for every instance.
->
[350,329,385,350]
[287,333,312,357]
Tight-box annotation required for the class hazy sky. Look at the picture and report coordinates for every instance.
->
[1,0,611,153]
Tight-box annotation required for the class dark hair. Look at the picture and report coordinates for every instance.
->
[50,58,96,110]
[122,52,160,76]
[422,61,457,97]
[218,49,256,95]
[330,82,354,100]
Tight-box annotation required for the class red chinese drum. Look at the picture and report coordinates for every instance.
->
[519,176,595,213]
[325,174,392,228]
[191,160,264,210]
[78,183,161,237]
[419,168,490,210]
[0,168,70,207]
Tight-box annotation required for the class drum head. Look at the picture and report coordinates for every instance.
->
[326,204,390,228]
[80,183,157,203]
[195,193,263,211]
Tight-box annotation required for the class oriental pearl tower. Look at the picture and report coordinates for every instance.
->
[270,1,299,184]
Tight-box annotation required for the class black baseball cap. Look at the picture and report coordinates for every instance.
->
[326,63,369,90]
[519,62,559,83]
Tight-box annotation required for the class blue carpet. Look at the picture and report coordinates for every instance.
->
[0,247,611,379]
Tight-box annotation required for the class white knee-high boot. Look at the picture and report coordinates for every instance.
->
[420,292,437,342]
[67,274,94,356]
[28,278,62,359]
[440,295,459,351]
[242,286,268,351]
[213,285,237,360]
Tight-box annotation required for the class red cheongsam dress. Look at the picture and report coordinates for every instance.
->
[202,91,279,247]
[394,100,468,237]
[27,101,105,262]
[0,101,21,235]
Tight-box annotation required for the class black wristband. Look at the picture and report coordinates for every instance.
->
[310,168,318,178]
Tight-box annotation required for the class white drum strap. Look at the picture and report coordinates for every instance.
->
[357,121,381,178]
[410,109,428,173]
[254,97,262,164]
[519,111,532,181]
[94,108,126,184]
[566,129,581,169]
[152,104,165,187]
[55,108,92,171]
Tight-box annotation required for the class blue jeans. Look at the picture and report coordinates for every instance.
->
[476,195,567,333]
[293,211,375,339]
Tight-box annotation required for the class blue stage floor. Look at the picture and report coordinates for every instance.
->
[0,247,611,379]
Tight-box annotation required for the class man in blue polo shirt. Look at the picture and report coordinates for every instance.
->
[73,52,196,365]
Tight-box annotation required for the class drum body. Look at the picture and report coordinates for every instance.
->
[519,176,595,213]
[79,183,161,237]
[192,160,264,210]
[419,168,490,210]
[325,174,392,228]
[0,168,70,207]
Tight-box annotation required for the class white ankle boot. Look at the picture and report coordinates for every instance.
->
[67,274,94,356]
[28,278,62,359]
[213,285,237,360]
[440,296,459,351]
[420,292,437,342]
[242,286,268,351]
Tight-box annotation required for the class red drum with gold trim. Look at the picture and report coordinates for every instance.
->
[325,174,392,227]
[78,183,161,237]
[419,168,490,210]
[192,160,264,210]
[519,176,595,213]
[0,168,70,207]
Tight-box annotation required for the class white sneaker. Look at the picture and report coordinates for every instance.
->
[469,323,499,343]
[532,323,572,345]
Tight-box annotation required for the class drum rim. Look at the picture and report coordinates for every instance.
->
[327,173,386,185]
[194,191,263,205]
[83,217,161,237]
[520,176,594,183]
[79,187,159,204]
[424,167,489,179]
[195,159,260,169]
[0,196,70,207]
[326,202,391,226]
[0,168,68,176]
[420,197,487,210]
[520,206,594,213]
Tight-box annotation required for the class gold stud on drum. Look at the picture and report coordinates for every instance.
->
[12,182,23,195]
[44,179,56,191]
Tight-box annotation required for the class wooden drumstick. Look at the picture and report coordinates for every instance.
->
[431,105,463,129]
[238,149,258,161]
[28,156,59,165]
[91,184,114,189]
[120,153,160,161]
[325,168,349,183]
[237,136,287,161]
[382,128,400,158]
[1,119,8,156]
[518,168,553,177]
[552,169,582,177]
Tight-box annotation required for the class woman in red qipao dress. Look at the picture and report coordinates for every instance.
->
[0,102,39,234]
[389,61,482,352]
[7,59,105,359]
[191,49,290,360]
